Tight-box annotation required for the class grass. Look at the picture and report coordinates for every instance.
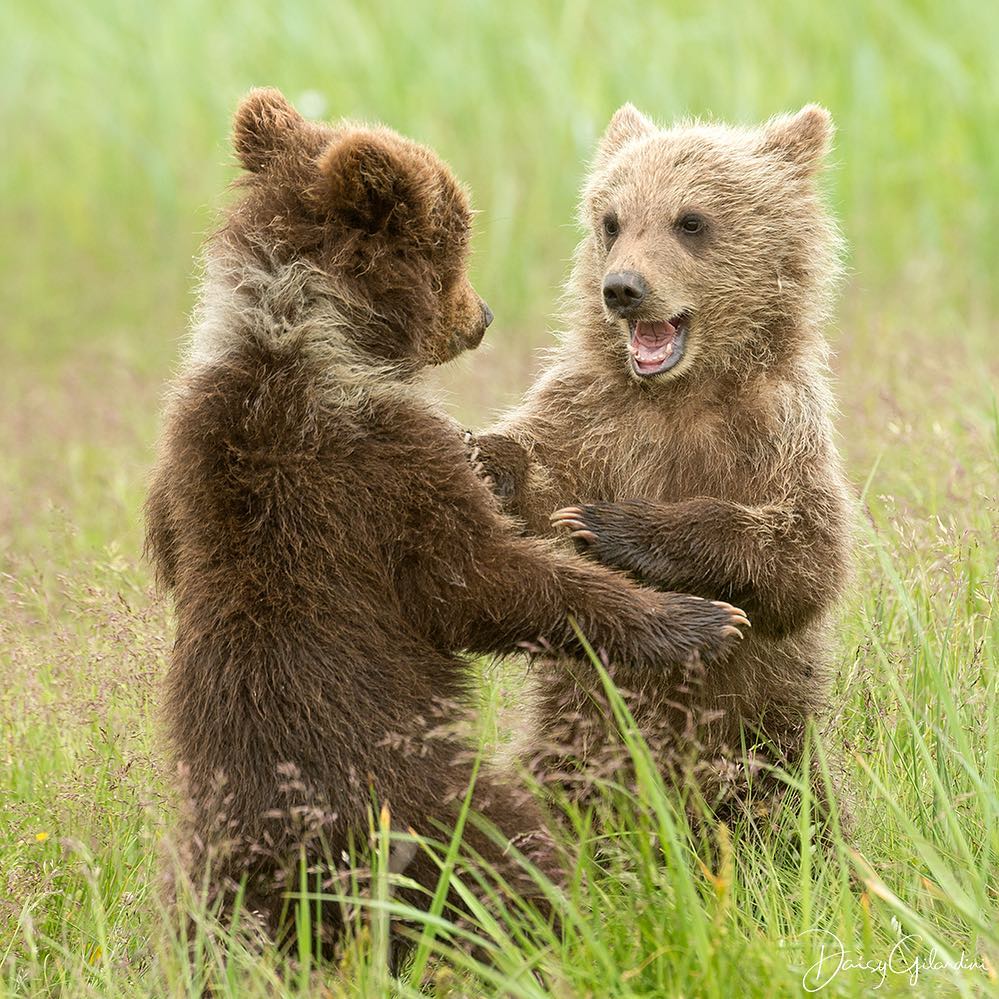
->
[1,0,997,995]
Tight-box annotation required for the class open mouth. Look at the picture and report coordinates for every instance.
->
[628,313,690,376]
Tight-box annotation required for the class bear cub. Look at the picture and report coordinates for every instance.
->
[145,89,748,950]
[473,104,853,813]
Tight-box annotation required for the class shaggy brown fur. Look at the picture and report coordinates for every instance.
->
[472,104,854,812]
[145,89,748,952]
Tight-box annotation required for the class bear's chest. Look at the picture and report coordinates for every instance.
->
[574,391,766,504]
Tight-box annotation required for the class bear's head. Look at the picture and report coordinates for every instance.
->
[223,88,491,369]
[571,104,842,385]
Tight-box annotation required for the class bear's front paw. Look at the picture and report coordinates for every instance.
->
[550,502,651,574]
[465,432,530,504]
[463,430,495,491]
[654,592,751,667]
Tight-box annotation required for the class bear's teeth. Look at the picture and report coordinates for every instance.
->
[639,342,673,361]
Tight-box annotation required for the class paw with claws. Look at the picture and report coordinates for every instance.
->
[463,431,531,504]
[552,502,751,663]
[550,501,670,579]
[655,592,751,665]
[463,430,494,490]
[551,503,637,547]
[551,505,598,543]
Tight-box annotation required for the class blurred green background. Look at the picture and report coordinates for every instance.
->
[4,0,998,362]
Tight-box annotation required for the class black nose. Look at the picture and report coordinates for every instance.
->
[481,301,494,329]
[602,270,648,315]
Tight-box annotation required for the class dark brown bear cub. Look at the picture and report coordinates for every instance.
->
[473,104,853,814]
[145,88,747,951]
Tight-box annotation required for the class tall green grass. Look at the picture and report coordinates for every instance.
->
[2,0,997,995]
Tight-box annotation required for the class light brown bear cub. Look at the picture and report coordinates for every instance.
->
[145,89,747,951]
[474,104,853,811]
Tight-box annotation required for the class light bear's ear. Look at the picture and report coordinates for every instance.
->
[232,88,305,173]
[315,129,435,235]
[758,104,833,175]
[594,104,656,168]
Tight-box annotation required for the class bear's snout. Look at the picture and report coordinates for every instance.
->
[602,270,648,317]
[464,300,493,349]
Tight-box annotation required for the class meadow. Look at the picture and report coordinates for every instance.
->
[1,0,997,995]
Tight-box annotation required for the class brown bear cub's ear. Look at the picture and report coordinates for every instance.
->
[759,104,833,175]
[315,130,436,236]
[232,88,305,173]
[594,103,656,169]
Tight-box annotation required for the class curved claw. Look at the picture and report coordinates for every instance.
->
[554,518,589,532]
[712,600,751,627]
[720,625,745,640]
[550,506,584,524]
[569,529,597,543]
[712,600,740,614]
[516,636,552,656]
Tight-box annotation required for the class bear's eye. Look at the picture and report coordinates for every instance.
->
[602,212,620,245]
[677,212,706,236]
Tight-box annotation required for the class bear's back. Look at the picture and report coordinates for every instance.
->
[162,343,469,680]
[159,342,479,815]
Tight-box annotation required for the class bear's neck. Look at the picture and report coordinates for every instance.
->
[184,247,417,390]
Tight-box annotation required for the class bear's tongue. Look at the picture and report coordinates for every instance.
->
[630,319,678,370]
